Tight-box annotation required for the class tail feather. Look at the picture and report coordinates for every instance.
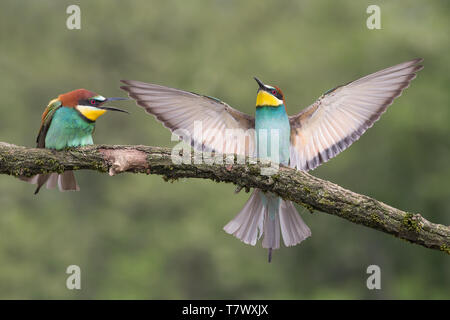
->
[224,188,311,251]
[224,189,264,245]
[19,171,80,194]
[262,207,281,249]
[58,171,79,191]
[279,200,311,246]
[35,174,51,194]
[19,174,39,184]
[46,173,59,189]
[261,193,281,250]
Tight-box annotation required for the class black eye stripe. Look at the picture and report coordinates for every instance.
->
[264,88,282,100]
[79,99,100,106]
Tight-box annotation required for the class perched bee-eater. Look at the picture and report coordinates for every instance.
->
[121,58,423,261]
[21,89,128,194]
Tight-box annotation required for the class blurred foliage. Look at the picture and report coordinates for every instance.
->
[0,0,449,299]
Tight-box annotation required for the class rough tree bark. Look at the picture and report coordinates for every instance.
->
[0,142,449,255]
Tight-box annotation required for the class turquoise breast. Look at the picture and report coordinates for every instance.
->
[255,105,291,165]
[45,107,95,150]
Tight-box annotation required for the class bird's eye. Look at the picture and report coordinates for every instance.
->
[272,90,277,95]
[90,99,96,105]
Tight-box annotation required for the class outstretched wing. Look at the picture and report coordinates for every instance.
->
[36,98,62,148]
[289,58,423,171]
[121,80,255,156]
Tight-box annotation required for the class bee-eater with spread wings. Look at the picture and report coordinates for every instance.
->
[121,58,423,261]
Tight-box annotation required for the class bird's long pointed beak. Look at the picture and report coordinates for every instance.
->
[254,77,266,90]
[105,97,129,102]
[100,97,130,114]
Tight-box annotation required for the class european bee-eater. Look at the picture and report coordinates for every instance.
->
[21,89,128,194]
[120,58,423,261]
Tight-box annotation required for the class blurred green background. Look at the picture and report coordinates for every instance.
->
[0,0,448,299]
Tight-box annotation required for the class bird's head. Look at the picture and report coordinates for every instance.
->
[57,89,128,121]
[254,77,284,108]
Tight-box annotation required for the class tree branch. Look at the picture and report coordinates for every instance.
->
[0,142,449,255]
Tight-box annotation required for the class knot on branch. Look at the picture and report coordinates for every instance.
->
[99,148,149,176]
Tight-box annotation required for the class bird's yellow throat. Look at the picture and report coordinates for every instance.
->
[76,105,107,121]
[256,90,282,107]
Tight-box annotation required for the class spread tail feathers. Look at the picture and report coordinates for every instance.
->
[19,171,80,194]
[224,189,311,255]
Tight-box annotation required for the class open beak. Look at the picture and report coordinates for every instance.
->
[254,77,266,90]
[100,97,130,113]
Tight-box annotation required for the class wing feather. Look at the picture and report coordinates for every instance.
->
[36,99,62,148]
[289,58,423,171]
[121,80,255,156]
